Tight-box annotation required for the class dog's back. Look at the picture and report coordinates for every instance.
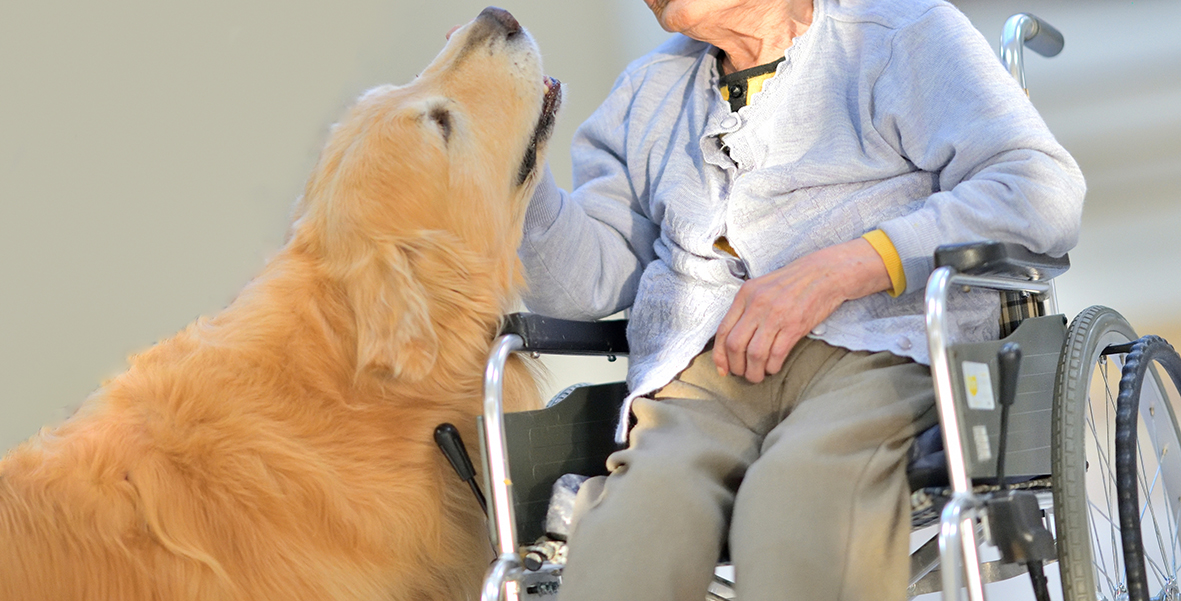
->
[0,256,499,600]
[0,399,201,599]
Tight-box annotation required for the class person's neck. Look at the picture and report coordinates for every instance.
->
[709,0,813,74]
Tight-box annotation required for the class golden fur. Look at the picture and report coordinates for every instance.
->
[0,8,554,600]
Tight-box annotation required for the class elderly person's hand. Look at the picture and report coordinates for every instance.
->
[713,238,892,383]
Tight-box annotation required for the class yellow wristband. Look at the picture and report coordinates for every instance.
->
[861,229,906,297]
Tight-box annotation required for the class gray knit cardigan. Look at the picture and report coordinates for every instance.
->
[519,0,1085,441]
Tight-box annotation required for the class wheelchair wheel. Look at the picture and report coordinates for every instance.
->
[1053,306,1181,601]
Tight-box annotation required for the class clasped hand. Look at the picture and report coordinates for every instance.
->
[712,238,893,383]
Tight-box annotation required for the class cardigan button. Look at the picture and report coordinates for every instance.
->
[811,323,827,336]
[720,115,740,129]
[896,335,913,351]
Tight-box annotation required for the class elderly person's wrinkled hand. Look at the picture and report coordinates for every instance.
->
[713,238,892,383]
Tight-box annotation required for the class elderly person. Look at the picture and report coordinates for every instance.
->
[519,0,1085,598]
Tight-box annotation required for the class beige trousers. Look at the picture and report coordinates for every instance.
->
[557,338,937,601]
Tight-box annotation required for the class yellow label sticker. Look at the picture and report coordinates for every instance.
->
[962,361,995,410]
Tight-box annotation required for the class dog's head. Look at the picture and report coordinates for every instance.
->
[291,7,561,382]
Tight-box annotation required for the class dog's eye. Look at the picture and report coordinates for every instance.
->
[429,107,452,143]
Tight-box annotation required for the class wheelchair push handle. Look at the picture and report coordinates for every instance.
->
[1001,13,1065,93]
[1007,13,1064,58]
[1024,20,1064,59]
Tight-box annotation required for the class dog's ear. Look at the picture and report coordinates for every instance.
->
[345,246,438,382]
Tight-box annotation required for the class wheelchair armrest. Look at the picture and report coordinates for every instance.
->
[934,241,1069,281]
[500,313,629,356]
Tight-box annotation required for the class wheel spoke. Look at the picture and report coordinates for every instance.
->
[1147,390,1181,575]
[1094,360,1125,579]
[1138,446,1174,582]
[1172,503,1181,578]
[1090,496,1124,592]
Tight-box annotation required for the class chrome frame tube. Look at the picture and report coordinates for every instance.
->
[1001,13,1038,92]
[927,267,1051,601]
[1043,279,1060,316]
[483,334,525,557]
[928,268,984,601]
[481,554,523,601]
[947,273,1051,295]
[939,494,987,601]
[939,497,964,599]
[927,267,975,495]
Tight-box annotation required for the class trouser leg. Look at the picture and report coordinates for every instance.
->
[556,352,766,601]
[729,347,937,601]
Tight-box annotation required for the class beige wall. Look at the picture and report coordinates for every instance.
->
[0,1,661,447]
[2,0,1178,449]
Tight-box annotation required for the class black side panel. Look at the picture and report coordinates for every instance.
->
[949,315,1068,480]
[479,381,628,545]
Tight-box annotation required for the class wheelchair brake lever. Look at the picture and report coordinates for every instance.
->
[995,342,1022,490]
[987,343,1055,601]
[434,423,488,516]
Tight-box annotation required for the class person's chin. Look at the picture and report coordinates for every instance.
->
[654,3,712,38]
[646,0,671,16]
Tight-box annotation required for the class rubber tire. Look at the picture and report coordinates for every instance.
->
[1052,305,1139,601]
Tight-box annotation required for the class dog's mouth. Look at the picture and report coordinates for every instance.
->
[515,75,562,187]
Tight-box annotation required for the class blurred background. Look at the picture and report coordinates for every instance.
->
[1,0,1178,450]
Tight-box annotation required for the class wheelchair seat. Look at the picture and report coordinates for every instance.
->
[481,314,1065,544]
[489,241,1069,525]
[479,242,1069,545]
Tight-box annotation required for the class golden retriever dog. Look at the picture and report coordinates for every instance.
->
[0,7,556,600]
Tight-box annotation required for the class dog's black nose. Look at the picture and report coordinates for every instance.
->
[478,6,521,36]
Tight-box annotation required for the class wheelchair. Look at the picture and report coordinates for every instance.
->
[436,13,1181,601]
